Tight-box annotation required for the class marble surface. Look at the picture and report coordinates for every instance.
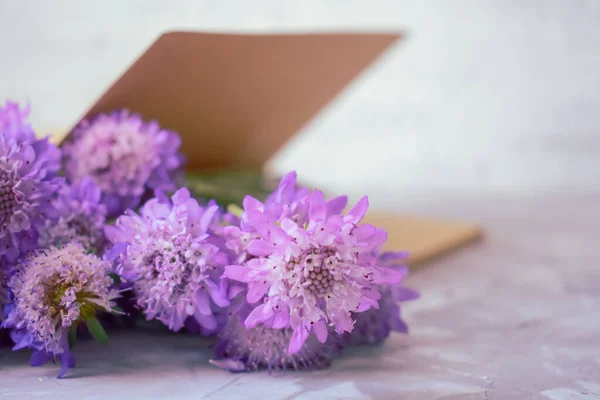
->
[1,193,599,399]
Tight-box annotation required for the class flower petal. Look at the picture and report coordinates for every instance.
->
[362,286,382,301]
[313,320,328,344]
[245,303,273,329]
[255,222,288,245]
[171,187,191,205]
[247,279,270,304]
[272,170,297,204]
[309,190,326,222]
[30,350,52,367]
[222,265,251,283]
[209,358,248,373]
[325,195,348,216]
[333,310,354,333]
[357,296,379,312]
[288,325,310,354]
[57,349,76,379]
[344,196,369,224]
[195,312,217,331]
[199,205,218,234]
[195,291,212,315]
[271,308,290,329]
[247,240,275,256]
[391,316,409,334]
[372,266,404,285]
[379,251,410,263]
[393,286,420,302]
[184,199,202,234]
[228,284,245,299]
[243,195,264,213]
[206,280,230,308]
[104,226,128,245]
[353,224,376,242]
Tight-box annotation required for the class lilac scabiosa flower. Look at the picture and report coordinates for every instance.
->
[2,242,119,378]
[38,177,107,254]
[345,252,419,345]
[106,188,230,334]
[211,301,341,373]
[0,101,63,263]
[223,171,404,353]
[63,109,185,217]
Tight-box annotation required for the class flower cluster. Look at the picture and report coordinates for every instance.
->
[2,242,120,377]
[106,188,230,333]
[0,101,63,264]
[62,109,185,217]
[0,101,418,378]
[39,178,108,254]
[222,171,404,353]
[0,103,122,377]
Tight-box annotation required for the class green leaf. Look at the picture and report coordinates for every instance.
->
[86,316,108,345]
[185,169,275,207]
[68,325,77,350]
[226,204,244,218]
[108,272,121,285]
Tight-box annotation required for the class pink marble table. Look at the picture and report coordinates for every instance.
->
[1,193,598,399]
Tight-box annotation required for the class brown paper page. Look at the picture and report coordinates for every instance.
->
[362,212,482,268]
[68,31,400,170]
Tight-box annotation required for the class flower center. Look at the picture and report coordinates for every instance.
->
[285,247,342,299]
[0,177,19,227]
[88,128,154,195]
[45,282,99,327]
[132,235,209,307]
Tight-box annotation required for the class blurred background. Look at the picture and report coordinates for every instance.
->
[1,0,599,208]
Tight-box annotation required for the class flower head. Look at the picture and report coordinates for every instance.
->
[63,109,185,217]
[346,252,419,345]
[39,178,108,254]
[106,188,231,333]
[2,242,119,377]
[211,302,341,373]
[0,101,63,263]
[223,171,404,353]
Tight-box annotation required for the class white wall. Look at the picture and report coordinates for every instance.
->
[2,0,599,202]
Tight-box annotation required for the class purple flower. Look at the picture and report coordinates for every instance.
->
[211,302,341,372]
[38,178,108,254]
[106,188,231,334]
[2,242,119,378]
[63,109,185,217]
[345,252,419,345]
[0,101,63,263]
[222,171,404,353]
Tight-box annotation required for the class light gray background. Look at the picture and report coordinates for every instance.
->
[1,2,600,399]
[2,1,600,201]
